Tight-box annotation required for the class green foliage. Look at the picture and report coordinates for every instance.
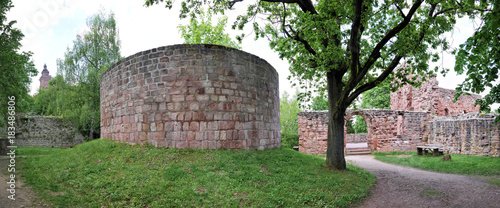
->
[19,139,375,207]
[453,1,499,123]
[311,95,328,111]
[345,118,354,134]
[359,79,391,109]
[0,0,38,124]
[178,9,241,49]
[352,115,367,134]
[280,91,301,148]
[37,10,121,138]
[374,152,500,176]
[145,0,493,170]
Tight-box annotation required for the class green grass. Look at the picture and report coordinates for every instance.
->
[419,187,446,199]
[18,139,375,207]
[374,151,500,176]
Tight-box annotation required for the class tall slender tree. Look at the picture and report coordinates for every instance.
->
[57,10,121,139]
[145,0,493,170]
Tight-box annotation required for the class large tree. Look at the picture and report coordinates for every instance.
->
[146,0,491,170]
[0,0,37,123]
[453,0,499,123]
[56,10,121,139]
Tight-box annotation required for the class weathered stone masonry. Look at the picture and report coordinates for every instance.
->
[298,77,500,156]
[428,113,499,157]
[6,114,84,147]
[101,44,280,150]
[298,110,428,155]
[346,134,367,143]
[391,77,480,116]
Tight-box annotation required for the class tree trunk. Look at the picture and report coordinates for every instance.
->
[89,117,94,140]
[325,71,347,170]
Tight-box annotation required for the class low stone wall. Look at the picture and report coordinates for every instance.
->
[428,113,499,157]
[12,114,84,147]
[298,110,428,154]
[298,111,328,155]
[346,134,367,143]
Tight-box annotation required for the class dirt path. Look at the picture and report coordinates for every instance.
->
[0,156,48,208]
[347,155,500,208]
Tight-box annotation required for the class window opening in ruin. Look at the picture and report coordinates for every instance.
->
[445,108,449,116]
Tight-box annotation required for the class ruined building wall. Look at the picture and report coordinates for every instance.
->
[391,77,480,116]
[298,110,427,154]
[345,134,367,143]
[100,44,280,150]
[11,114,84,147]
[298,111,328,155]
[428,113,499,157]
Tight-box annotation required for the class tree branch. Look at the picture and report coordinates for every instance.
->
[228,0,244,8]
[261,0,317,14]
[347,55,403,105]
[345,0,363,92]
[395,4,406,18]
[285,25,317,56]
[357,0,423,83]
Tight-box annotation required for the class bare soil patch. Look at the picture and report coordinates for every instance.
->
[347,155,500,208]
[0,156,49,208]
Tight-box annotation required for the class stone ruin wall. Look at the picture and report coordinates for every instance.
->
[0,114,84,148]
[346,134,367,143]
[298,110,428,154]
[298,76,500,156]
[428,113,499,157]
[391,77,480,116]
[298,111,328,155]
[100,44,280,150]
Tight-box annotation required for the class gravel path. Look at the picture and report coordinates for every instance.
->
[347,155,500,208]
[0,156,48,208]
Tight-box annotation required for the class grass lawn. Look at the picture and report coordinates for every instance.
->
[18,139,375,207]
[373,151,500,176]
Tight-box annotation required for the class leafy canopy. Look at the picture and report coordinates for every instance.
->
[280,91,302,148]
[178,8,241,49]
[0,0,37,121]
[359,79,391,109]
[41,10,122,139]
[311,95,329,111]
[453,0,499,123]
[145,0,492,170]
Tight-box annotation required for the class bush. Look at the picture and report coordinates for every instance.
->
[281,133,299,148]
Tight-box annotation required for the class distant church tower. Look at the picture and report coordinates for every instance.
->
[39,64,52,89]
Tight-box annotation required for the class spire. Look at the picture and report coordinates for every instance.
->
[42,64,49,74]
[39,64,52,90]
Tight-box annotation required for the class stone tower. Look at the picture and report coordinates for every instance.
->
[39,64,52,90]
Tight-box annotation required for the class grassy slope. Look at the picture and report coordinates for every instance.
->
[18,139,375,207]
[374,151,500,176]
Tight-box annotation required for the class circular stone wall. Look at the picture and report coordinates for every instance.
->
[101,44,280,149]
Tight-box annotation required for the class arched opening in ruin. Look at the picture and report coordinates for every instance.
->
[344,111,374,153]
[444,108,449,116]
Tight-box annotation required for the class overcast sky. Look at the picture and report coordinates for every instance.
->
[7,0,494,106]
